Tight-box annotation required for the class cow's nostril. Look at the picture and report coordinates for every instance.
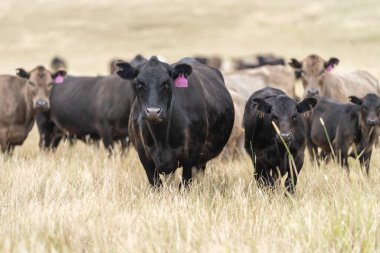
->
[146,107,162,116]
[36,100,48,107]
[280,132,292,141]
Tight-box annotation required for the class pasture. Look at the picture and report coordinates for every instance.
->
[0,0,379,252]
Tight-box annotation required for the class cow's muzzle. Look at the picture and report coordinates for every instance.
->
[145,107,162,122]
[34,99,50,111]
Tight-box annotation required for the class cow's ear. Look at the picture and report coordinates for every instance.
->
[115,61,137,80]
[324,57,339,69]
[173,63,192,79]
[252,98,271,114]
[349,96,362,105]
[288,58,302,69]
[52,70,67,79]
[297,97,318,113]
[16,68,30,79]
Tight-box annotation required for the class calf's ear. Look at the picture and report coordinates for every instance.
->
[297,97,318,113]
[16,68,30,79]
[349,96,362,105]
[324,57,339,69]
[115,61,137,80]
[173,63,192,79]
[288,58,302,69]
[252,98,271,114]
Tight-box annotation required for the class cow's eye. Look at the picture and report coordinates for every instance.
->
[136,81,146,91]
[292,114,297,121]
[28,81,36,86]
[160,81,169,90]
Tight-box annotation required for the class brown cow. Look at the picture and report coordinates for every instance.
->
[289,54,379,102]
[225,65,296,101]
[0,66,66,153]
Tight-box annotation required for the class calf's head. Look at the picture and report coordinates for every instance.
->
[253,95,317,143]
[349,94,380,127]
[289,54,339,98]
[17,66,66,111]
[116,56,192,123]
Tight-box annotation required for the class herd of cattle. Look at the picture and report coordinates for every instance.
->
[0,53,379,193]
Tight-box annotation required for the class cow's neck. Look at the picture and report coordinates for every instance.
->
[146,98,174,149]
[21,83,36,125]
[358,114,378,147]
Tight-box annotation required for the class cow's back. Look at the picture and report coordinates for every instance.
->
[325,70,379,102]
[0,75,27,124]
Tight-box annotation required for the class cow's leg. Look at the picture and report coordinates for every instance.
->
[359,150,372,176]
[334,143,349,173]
[254,162,274,190]
[180,164,194,189]
[285,154,304,194]
[137,150,161,188]
[5,144,15,155]
[120,137,130,156]
[101,124,114,154]
[51,135,63,150]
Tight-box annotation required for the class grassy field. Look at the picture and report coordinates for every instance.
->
[0,0,380,252]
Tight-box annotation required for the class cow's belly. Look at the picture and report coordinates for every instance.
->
[4,124,31,145]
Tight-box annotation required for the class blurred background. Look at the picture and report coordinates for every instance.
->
[0,0,379,76]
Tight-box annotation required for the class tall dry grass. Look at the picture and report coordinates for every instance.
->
[0,130,379,252]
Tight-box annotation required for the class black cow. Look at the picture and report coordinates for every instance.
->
[37,75,133,152]
[243,87,317,193]
[51,56,68,72]
[115,56,234,187]
[307,94,380,174]
[37,55,148,152]
[234,54,285,70]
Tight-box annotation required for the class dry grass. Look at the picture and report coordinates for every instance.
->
[0,131,379,252]
[0,0,380,252]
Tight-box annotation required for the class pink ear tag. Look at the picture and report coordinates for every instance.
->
[326,64,333,73]
[54,75,64,84]
[175,74,188,88]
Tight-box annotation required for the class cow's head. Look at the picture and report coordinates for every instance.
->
[289,54,339,98]
[116,56,192,123]
[16,66,66,111]
[253,95,317,143]
[349,94,380,127]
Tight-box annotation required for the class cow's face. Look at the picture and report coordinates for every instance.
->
[253,95,317,143]
[350,94,380,127]
[116,56,192,123]
[16,66,66,111]
[289,55,339,98]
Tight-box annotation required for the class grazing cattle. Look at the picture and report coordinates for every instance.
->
[0,66,66,153]
[234,54,285,70]
[109,54,147,74]
[51,56,68,72]
[116,56,234,187]
[193,56,222,69]
[289,54,379,102]
[307,94,380,174]
[243,87,317,193]
[220,89,245,159]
